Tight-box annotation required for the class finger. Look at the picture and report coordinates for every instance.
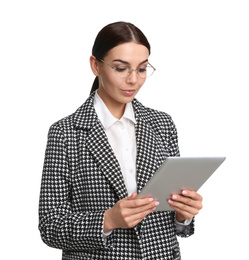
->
[171,194,196,207]
[181,190,203,201]
[168,199,199,217]
[127,192,155,206]
[128,196,158,208]
[127,192,138,200]
[170,204,195,220]
[171,194,202,210]
[128,199,159,213]
[126,206,156,225]
[119,197,158,217]
[119,202,157,229]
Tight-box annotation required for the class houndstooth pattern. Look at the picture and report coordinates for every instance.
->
[39,91,194,260]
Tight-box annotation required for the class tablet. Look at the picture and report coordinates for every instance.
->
[137,157,226,211]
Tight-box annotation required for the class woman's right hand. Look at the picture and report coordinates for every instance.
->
[104,192,159,233]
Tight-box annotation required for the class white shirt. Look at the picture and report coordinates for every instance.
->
[94,91,137,196]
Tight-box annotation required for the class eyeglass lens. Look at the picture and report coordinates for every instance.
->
[115,65,154,79]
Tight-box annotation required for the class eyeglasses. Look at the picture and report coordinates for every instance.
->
[99,59,156,79]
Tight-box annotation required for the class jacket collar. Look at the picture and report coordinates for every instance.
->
[73,92,99,130]
[73,91,146,130]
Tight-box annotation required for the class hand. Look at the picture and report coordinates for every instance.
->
[104,192,159,232]
[167,190,203,222]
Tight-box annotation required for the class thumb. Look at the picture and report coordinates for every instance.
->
[127,192,137,200]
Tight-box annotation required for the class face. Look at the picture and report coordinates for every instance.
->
[90,42,150,112]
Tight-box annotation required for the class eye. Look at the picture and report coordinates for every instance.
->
[138,67,147,73]
[115,67,128,72]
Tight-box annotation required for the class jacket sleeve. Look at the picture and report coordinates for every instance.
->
[167,115,180,157]
[38,124,109,250]
[165,115,195,237]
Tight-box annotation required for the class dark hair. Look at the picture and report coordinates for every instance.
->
[90,21,151,94]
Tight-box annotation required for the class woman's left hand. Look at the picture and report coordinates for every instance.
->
[168,190,203,222]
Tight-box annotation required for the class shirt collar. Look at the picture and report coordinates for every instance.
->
[94,91,137,129]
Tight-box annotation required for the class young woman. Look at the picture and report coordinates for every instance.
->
[39,21,203,260]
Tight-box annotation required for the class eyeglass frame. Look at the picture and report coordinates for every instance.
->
[98,58,156,79]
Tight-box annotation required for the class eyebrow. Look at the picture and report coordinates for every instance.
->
[112,59,148,65]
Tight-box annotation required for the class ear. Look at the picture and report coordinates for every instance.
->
[90,55,100,76]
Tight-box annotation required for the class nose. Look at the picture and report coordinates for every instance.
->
[127,69,138,84]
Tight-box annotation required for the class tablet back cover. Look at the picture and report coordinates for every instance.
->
[137,157,226,211]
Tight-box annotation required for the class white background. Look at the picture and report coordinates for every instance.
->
[1,0,248,259]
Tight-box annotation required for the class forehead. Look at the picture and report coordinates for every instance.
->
[105,42,149,64]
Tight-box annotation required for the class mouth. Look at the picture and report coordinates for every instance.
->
[121,89,136,96]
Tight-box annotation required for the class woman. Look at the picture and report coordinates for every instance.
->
[39,21,203,260]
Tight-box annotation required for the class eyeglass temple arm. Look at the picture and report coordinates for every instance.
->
[148,62,156,71]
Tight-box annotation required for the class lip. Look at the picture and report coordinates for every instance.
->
[121,90,136,96]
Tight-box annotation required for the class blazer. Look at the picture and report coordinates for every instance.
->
[39,92,194,260]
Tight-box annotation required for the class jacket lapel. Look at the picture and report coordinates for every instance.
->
[73,93,128,200]
[133,99,167,194]
[86,121,128,200]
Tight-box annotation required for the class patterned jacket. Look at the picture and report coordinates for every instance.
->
[39,92,194,260]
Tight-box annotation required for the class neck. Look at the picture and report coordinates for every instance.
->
[109,103,126,119]
[97,89,126,119]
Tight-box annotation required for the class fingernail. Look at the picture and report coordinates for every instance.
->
[149,198,154,202]
[168,199,174,204]
[152,207,156,211]
[155,201,160,206]
[182,190,187,195]
[172,195,177,200]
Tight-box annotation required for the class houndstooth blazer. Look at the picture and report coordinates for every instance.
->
[39,91,194,260]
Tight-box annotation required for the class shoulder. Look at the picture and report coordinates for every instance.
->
[48,93,96,133]
[133,99,180,156]
[132,98,176,129]
[46,113,75,147]
[133,99,179,156]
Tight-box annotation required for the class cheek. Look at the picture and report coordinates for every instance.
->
[102,73,123,89]
[137,79,146,89]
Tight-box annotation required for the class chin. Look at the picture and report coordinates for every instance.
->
[120,95,136,104]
